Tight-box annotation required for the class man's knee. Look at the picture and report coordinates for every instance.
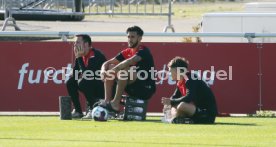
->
[105,65,119,81]
[107,64,116,70]
[176,102,196,116]
[107,65,132,81]
[78,79,91,91]
[117,69,130,81]
[66,77,76,88]
[171,107,177,116]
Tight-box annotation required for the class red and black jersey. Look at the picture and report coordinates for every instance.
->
[170,72,218,117]
[73,48,106,79]
[115,45,156,86]
[82,49,95,67]
[177,79,187,96]
[120,47,139,60]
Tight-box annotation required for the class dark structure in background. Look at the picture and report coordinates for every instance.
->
[74,0,83,13]
[0,0,85,21]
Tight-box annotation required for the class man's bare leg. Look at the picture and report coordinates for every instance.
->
[104,64,116,102]
[175,102,196,117]
[110,68,137,111]
[110,75,128,111]
[104,76,115,102]
[171,107,178,118]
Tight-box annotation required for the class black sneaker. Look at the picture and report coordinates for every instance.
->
[171,117,194,124]
[82,110,92,120]
[71,109,83,119]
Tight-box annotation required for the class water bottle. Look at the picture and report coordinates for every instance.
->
[59,96,72,120]
[134,107,144,113]
[127,115,142,120]
[128,106,144,113]
[162,105,171,123]
[129,98,144,104]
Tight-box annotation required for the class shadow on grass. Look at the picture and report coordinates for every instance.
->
[116,119,163,123]
[214,122,257,126]
[118,119,258,126]
[72,118,163,123]
[73,119,257,126]
[0,137,257,147]
[71,118,257,126]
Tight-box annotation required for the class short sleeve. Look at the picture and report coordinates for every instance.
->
[136,48,149,60]
[115,52,125,62]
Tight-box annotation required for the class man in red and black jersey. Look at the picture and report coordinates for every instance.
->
[66,34,106,119]
[100,26,156,113]
[162,57,218,124]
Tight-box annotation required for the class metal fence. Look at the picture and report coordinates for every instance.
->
[1,31,276,42]
[85,0,170,15]
[84,0,174,32]
[0,0,74,12]
[0,0,174,32]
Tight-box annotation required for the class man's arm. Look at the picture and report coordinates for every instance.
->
[101,57,120,79]
[71,59,79,77]
[76,57,89,72]
[74,43,87,72]
[84,52,107,73]
[162,87,181,106]
[170,80,196,105]
[112,55,141,73]
[171,88,181,99]
[101,57,120,71]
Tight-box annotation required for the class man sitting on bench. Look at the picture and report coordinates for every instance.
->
[100,26,156,113]
[66,34,106,119]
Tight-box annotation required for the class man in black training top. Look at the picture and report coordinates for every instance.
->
[162,56,218,124]
[66,34,106,119]
[100,26,156,112]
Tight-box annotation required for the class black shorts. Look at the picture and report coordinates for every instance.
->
[192,108,216,124]
[125,79,155,100]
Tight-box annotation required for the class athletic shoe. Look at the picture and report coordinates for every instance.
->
[171,117,194,124]
[82,110,92,119]
[161,117,172,123]
[71,109,83,118]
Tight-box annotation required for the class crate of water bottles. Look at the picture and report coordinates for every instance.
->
[121,95,148,121]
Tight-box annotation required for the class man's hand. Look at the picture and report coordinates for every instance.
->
[161,97,171,105]
[74,44,85,58]
[111,66,120,74]
[100,69,107,81]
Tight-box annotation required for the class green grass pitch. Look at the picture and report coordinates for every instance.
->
[0,116,275,147]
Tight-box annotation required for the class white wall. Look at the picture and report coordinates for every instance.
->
[202,13,276,43]
[245,2,276,12]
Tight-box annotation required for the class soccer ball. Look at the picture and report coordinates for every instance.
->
[92,106,108,121]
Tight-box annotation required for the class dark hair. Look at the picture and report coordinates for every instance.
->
[126,26,144,36]
[167,56,189,69]
[76,34,92,46]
